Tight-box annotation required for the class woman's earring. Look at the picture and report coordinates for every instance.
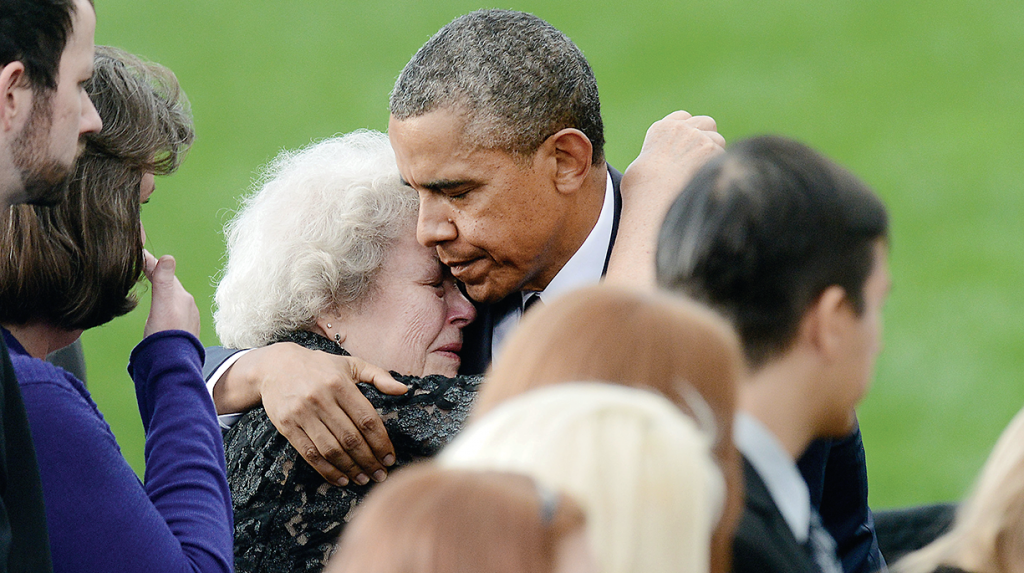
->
[334,333,341,343]
[326,323,332,329]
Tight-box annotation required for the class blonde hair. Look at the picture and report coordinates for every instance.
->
[326,465,588,573]
[440,382,724,573]
[896,405,1024,573]
[477,285,745,573]
[214,130,418,348]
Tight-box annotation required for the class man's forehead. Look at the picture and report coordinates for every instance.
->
[390,113,518,184]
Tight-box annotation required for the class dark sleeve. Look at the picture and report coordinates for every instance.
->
[798,423,885,573]
[20,331,232,572]
[874,504,957,564]
[128,330,235,572]
[0,337,53,573]
[202,345,244,380]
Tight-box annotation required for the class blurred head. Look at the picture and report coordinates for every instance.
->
[441,383,724,573]
[327,465,594,573]
[214,130,475,377]
[896,405,1024,573]
[389,10,605,304]
[475,284,744,573]
[0,46,193,331]
[656,135,890,369]
[1,0,102,206]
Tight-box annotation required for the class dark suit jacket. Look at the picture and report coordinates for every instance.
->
[798,425,885,573]
[733,457,819,573]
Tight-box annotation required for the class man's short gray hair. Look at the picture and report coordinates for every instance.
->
[214,130,418,348]
[390,9,604,163]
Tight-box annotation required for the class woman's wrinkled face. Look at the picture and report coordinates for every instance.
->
[329,221,476,377]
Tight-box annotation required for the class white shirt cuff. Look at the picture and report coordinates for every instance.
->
[207,349,251,430]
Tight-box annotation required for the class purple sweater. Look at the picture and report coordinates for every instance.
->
[5,329,233,573]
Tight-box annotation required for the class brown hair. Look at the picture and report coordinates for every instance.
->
[327,465,588,573]
[0,46,193,330]
[476,285,745,573]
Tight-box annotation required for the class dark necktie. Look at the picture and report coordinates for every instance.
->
[523,293,544,314]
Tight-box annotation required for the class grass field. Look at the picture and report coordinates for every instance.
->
[84,0,1024,508]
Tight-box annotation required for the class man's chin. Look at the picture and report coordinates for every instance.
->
[22,176,72,207]
[21,163,74,207]
[463,279,516,304]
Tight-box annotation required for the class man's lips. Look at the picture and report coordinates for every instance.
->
[442,257,485,282]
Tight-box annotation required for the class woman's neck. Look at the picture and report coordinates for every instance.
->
[2,322,83,360]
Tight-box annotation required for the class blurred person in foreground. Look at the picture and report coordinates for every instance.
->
[657,135,891,573]
[894,403,1024,573]
[0,0,101,569]
[440,381,724,573]
[326,466,595,573]
[468,284,745,573]
[213,130,480,573]
[0,46,233,572]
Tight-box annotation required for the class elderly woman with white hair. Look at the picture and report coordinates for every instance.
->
[213,130,478,573]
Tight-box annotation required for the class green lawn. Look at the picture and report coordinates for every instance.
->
[87,0,1024,508]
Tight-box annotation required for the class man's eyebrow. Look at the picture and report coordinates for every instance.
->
[416,178,476,193]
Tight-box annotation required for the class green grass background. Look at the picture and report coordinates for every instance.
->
[86,0,1024,508]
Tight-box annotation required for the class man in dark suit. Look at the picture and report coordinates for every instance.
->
[0,0,103,570]
[203,9,722,484]
[656,135,891,573]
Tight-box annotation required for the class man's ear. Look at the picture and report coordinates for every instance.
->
[0,62,30,132]
[314,312,347,346]
[543,128,593,195]
[801,285,853,359]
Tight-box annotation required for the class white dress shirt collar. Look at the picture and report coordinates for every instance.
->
[734,412,812,543]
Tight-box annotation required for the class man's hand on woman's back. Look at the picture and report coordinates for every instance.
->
[213,342,408,486]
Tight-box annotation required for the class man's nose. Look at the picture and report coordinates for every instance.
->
[80,92,102,135]
[416,194,457,248]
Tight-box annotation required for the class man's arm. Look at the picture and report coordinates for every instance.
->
[605,110,726,287]
[799,423,886,573]
[208,342,408,486]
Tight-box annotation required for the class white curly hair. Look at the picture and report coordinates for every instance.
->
[214,130,418,348]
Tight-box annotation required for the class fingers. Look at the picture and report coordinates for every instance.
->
[686,114,718,134]
[321,388,392,483]
[278,422,352,487]
[341,357,400,468]
[258,347,398,485]
[144,252,200,338]
[143,248,158,276]
[660,109,694,122]
[148,254,177,288]
[351,358,408,396]
[278,378,394,485]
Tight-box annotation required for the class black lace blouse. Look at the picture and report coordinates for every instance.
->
[224,330,482,573]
